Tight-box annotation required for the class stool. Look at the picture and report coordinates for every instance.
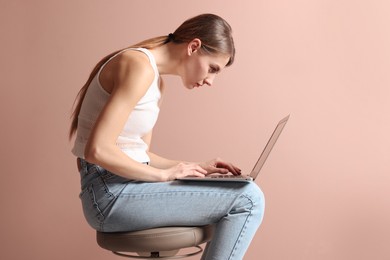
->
[96,225,215,259]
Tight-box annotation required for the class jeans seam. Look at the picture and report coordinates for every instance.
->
[88,184,105,228]
[117,191,237,198]
[228,193,254,260]
[89,165,118,231]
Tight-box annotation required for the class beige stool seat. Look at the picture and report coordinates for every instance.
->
[96,225,215,259]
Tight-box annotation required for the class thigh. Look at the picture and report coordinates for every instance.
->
[102,180,262,232]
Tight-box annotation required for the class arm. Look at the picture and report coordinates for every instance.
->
[84,51,206,181]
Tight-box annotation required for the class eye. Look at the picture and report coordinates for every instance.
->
[209,66,220,74]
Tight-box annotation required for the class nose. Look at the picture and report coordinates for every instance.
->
[203,74,215,86]
[203,79,212,86]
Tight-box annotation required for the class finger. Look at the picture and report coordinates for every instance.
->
[183,163,207,173]
[225,164,240,175]
[229,165,242,175]
[206,166,229,175]
[195,165,208,174]
[187,171,205,178]
[220,162,241,175]
[213,161,234,174]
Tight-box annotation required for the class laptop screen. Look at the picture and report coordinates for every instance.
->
[250,115,289,180]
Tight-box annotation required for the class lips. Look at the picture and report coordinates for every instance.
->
[189,82,202,89]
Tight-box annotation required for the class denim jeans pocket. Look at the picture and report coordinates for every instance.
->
[79,182,116,231]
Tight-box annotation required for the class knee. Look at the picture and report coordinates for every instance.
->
[246,183,265,210]
[234,183,265,218]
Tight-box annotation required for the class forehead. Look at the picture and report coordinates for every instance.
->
[204,53,231,68]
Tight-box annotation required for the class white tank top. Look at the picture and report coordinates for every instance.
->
[72,48,161,163]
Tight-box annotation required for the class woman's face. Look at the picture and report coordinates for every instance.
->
[181,40,230,89]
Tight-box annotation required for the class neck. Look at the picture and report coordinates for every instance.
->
[149,43,185,76]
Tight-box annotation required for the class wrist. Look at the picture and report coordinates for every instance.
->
[157,168,170,182]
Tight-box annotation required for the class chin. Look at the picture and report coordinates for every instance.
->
[181,78,196,89]
[183,81,195,89]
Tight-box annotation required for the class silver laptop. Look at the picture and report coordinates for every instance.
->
[177,115,289,182]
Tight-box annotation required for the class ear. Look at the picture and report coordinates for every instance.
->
[187,38,202,56]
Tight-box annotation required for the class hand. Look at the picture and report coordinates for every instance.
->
[199,158,242,176]
[161,162,207,181]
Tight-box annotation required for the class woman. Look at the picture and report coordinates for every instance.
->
[70,13,265,259]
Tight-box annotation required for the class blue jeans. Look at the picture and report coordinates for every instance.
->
[78,159,265,260]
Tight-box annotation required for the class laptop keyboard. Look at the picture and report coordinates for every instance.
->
[211,175,243,178]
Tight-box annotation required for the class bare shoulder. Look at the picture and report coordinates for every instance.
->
[117,49,151,66]
[114,49,155,80]
[100,49,155,93]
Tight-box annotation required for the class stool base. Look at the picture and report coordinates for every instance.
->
[112,245,203,259]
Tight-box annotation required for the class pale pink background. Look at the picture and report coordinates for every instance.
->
[1,1,389,259]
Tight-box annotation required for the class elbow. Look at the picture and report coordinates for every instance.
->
[84,144,104,165]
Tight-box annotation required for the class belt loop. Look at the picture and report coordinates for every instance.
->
[77,158,82,172]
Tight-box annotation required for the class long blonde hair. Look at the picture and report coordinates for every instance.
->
[69,14,235,139]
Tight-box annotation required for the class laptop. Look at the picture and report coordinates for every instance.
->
[177,115,289,182]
